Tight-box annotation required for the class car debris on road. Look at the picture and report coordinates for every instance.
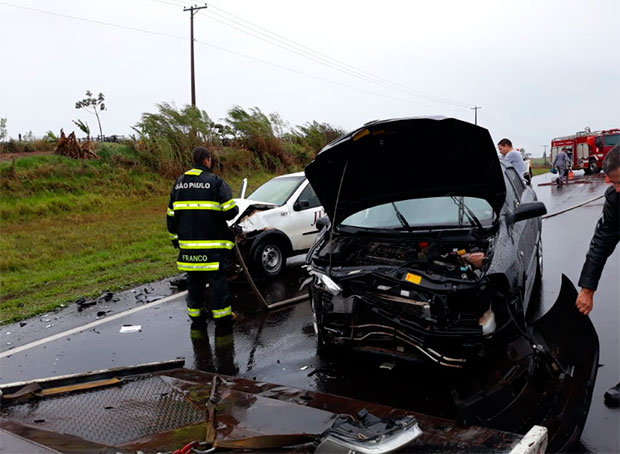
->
[0,361,549,454]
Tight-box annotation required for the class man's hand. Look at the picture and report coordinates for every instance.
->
[576,288,594,315]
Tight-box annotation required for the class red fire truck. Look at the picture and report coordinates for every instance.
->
[550,128,619,174]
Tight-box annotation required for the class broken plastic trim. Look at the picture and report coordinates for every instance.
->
[314,410,422,454]
[310,270,343,295]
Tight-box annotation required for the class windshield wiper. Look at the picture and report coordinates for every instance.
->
[391,202,412,232]
[450,196,483,230]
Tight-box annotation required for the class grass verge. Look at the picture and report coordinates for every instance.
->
[0,148,282,324]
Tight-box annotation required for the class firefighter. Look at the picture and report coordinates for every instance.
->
[167,147,239,328]
[553,147,571,186]
[576,145,620,407]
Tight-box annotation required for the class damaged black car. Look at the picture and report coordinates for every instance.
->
[305,117,547,367]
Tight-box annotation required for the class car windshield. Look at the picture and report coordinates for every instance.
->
[340,196,495,230]
[247,176,304,206]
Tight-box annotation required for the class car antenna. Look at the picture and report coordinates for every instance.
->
[329,159,349,273]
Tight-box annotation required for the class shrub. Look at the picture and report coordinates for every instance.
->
[133,103,218,177]
[225,106,294,172]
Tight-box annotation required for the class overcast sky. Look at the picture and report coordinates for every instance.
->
[1,0,619,156]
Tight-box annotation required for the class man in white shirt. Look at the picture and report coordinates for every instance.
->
[497,138,526,177]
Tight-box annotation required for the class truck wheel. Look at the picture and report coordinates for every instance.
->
[589,159,601,174]
[584,167,592,175]
[253,239,285,277]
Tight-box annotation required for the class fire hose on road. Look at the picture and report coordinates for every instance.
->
[542,194,604,219]
[233,242,308,311]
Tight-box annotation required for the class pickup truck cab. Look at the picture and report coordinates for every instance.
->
[230,172,324,276]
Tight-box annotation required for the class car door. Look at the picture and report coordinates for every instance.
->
[285,180,324,251]
[505,168,539,304]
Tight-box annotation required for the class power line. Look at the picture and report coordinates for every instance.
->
[0,1,186,41]
[192,38,435,108]
[206,2,473,108]
[0,1,434,109]
[154,0,472,109]
[203,8,471,108]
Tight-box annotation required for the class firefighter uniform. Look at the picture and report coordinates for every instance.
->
[167,164,239,323]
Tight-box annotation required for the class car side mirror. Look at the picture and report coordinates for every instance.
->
[316,216,330,231]
[513,201,547,223]
[295,199,310,211]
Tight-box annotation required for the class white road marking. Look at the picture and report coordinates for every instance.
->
[0,291,187,359]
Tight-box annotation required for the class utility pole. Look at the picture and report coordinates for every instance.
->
[471,106,481,125]
[183,3,208,107]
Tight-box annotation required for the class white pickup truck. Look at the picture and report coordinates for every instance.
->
[230,172,325,276]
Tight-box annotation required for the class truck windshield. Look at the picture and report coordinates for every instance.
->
[340,197,494,230]
[247,176,304,206]
[604,134,620,147]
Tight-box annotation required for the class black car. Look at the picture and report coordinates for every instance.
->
[305,117,547,367]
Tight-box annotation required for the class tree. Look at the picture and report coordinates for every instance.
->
[72,119,91,141]
[0,118,7,141]
[75,91,106,140]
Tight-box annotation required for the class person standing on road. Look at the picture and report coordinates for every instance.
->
[497,138,526,178]
[167,147,239,328]
[553,147,571,186]
[575,145,620,408]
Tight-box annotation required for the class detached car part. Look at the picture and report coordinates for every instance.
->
[315,409,422,454]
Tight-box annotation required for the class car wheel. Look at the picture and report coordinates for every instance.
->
[253,239,285,277]
[589,158,601,174]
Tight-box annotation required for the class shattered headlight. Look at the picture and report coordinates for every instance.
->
[311,270,343,295]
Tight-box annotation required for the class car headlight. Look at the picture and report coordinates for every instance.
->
[311,270,343,295]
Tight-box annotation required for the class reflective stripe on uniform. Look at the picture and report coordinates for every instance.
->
[184,169,203,176]
[215,333,234,347]
[167,208,175,217]
[187,307,203,317]
[212,306,232,319]
[177,261,220,271]
[173,201,221,211]
[169,233,178,240]
[220,199,237,211]
[179,240,234,250]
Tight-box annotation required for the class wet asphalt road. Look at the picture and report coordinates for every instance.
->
[1,172,618,453]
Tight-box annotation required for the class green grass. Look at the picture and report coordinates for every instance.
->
[0,147,284,324]
[532,167,549,176]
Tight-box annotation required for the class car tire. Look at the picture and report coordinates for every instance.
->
[252,239,285,277]
[584,167,592,175]
[589,158,601,174]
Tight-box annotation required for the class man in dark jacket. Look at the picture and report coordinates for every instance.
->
[167,147,239,327]
[576,145,620,407]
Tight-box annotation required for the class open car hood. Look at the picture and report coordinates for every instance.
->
[305,117,506,225]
